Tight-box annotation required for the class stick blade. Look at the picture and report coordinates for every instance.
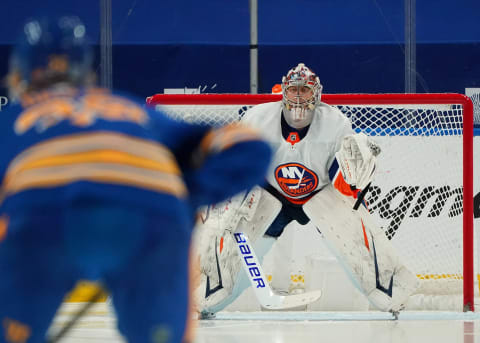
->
[261,290,322,310]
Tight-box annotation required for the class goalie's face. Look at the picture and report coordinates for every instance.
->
[281,63,322,129]
[285,85,315,106]
[282,84,316,129]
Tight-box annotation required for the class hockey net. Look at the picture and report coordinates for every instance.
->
[146,93,475,312]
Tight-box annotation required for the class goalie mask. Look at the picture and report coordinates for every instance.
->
[282,63,322,129]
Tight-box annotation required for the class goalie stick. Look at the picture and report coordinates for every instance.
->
[229,180,370,310]
[233,229,322,310]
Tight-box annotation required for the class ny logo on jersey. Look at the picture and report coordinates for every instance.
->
[274,163,318,197]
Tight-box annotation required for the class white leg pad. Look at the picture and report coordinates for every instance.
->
[303,184,419,312]
[193,187,282,313]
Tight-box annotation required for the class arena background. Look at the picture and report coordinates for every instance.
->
[0,0,479,97]
[0,0,479,304]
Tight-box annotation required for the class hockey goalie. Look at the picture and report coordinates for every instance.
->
[194,63,419,316]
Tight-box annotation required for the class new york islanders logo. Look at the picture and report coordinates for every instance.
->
[275,163,318,197]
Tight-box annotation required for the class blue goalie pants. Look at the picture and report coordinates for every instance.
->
[0,198,192,343]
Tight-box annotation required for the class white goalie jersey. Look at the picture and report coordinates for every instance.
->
[241,101,354,203]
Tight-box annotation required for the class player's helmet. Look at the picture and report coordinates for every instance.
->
[281,63,322,128]
[8,16,94,98]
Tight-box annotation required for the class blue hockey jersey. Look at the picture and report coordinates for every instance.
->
[0,87,271,213]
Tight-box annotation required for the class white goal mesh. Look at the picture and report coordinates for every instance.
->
[147,93,475,311]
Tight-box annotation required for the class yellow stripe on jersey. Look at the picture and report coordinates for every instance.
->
[6,131,176,172]
[200,123,261,154]
[2,164,186,199]
[1,132,187,201]
[8,150,179,176]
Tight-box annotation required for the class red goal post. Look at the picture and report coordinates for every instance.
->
[146,93,475,311]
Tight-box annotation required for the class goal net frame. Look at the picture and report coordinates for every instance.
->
[146,93,474,311]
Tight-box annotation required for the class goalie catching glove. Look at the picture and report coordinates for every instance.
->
[335,133,381,191]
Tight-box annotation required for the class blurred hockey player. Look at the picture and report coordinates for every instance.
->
[0,16,271,343]
[195,63,419,316]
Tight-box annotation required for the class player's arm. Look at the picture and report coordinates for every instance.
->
[184,122,272,208]
[148,110,272,209]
